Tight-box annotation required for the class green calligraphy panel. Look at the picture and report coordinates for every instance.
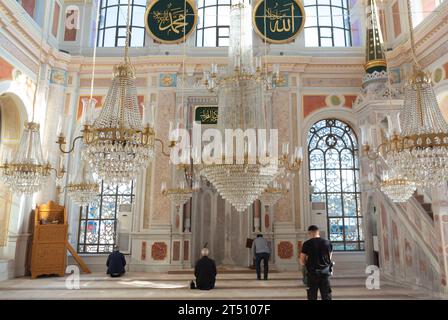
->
[195,106,218,125]
[253,0,306,44]
[145,0,197,44]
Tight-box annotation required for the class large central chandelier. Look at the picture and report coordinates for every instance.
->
[364,0,448,188]
[199,1,301,212]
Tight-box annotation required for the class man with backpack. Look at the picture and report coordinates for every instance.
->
[300,225,333,300]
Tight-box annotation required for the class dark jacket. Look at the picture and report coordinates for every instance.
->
[194,256,217,290]
[106,251,126,275]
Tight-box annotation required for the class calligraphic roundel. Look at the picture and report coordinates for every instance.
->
[145,0,198,44]
[253,0,306,44]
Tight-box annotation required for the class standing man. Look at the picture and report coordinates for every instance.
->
[252,234,271,280]
[300,225,333,300]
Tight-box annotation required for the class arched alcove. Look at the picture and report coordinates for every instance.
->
[0,92,27,249]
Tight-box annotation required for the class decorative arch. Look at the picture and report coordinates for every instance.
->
[0,92,28,247]
[307,118,364,251]
[0,80,33,120]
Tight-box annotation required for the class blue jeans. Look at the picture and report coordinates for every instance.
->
[255,253,270,279]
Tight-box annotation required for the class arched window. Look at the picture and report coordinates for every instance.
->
[307,119,363,251]
[78,180,134,253]
[97,0,146,48]
[303,0,352,47]
[196,0,233,47]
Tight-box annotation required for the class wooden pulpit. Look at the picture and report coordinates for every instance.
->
[30,201,90,279]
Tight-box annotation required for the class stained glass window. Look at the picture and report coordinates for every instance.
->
[307,119,363,251]
[303,0,352,47]
[97,0,146,47]
[77,179,134,254]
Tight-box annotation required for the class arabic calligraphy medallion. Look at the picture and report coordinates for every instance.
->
[145,0,198,44]
[253,0,306,44]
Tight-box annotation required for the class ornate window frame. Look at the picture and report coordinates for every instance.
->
[307,119,364,251]
[77,180,135,254]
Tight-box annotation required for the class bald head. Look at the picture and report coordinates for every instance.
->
[201,248,209,257]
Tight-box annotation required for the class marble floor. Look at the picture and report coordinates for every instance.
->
[0,271,441,300]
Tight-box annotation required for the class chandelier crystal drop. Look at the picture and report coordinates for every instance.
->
[0,122,51,194]
[66,158,99,206]
[380,170,416,203]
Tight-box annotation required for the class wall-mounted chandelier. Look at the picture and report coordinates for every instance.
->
[363,0,448,188]
[198,0,302,212]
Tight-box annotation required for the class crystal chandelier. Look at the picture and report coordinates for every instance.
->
[81,59,155,183]
[383,68,448,187]
[161,180,198,208]
[260,180,289,207]
[66,157,99,206]
[380,170,416,203]
[0,122,52,194]
[0,30,64,194]
[198,1,301,213]
[363,0,448,188]
[57,0,155,184]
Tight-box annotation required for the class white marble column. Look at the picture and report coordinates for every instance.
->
[36,76,66,204]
